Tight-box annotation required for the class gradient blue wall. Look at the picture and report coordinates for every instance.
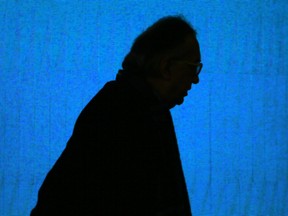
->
[1,1,287,215]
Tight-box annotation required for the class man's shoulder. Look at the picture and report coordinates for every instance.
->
[77,80,137,119]
[72,79,144,136]
[90,79,136,108]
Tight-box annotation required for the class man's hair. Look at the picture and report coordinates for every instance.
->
[122,15,197,77]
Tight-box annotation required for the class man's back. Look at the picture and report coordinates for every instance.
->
[31,72,192,216]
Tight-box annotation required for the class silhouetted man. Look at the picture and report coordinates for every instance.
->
[31,15,202,216]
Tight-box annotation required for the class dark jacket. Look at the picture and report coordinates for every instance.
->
[31,70,192,216]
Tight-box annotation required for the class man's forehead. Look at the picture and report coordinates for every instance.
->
[183,37,201,62]
[166,35,201,62]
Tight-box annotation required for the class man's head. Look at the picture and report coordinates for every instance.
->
[122,15,202,108]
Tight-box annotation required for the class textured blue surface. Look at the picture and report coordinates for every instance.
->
[0,1,287,215]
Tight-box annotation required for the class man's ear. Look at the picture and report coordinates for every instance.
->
[159,58,171,80]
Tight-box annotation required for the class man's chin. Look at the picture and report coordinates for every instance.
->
[176,97,184,105]
[168,98,184,109]
[165,96,185,109]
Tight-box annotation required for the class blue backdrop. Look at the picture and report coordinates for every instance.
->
[1,1,287,215]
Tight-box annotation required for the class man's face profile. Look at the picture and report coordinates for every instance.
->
[160,36,201,108]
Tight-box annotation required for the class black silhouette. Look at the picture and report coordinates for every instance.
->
[31,15,202,216]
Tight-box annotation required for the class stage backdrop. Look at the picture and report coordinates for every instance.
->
[1,1,287,215]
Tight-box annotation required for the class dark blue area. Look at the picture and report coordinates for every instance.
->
[0,1,287,215]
